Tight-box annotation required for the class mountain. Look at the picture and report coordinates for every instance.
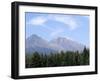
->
[26,34,56,54]
[50,37,84,52]
[26,34,49,48]
[26,34,85,54]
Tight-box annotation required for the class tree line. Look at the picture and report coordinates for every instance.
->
[25,47,89,68]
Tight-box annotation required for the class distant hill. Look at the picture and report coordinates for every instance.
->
[26,34,85,54]
[26,34,56,54]
[50,37,84,52]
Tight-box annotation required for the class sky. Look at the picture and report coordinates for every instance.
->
[25,12,89,46]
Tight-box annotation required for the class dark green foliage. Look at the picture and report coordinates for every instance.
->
[25,47,89,68]
[82,47,89,65]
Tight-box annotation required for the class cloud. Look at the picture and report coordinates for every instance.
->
[27,16,47,26]
[50,29,64,37]
[53,15,78,30]
[27,14,78,30]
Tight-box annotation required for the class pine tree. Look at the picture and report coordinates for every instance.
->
[82,47,89,65]
[31,52,41,67]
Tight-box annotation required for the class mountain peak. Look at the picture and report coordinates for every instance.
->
[26,34,85,54]
[57,37,67,40]
[26,34,50,50]
[27,34,40,40]
[51,37,72,44]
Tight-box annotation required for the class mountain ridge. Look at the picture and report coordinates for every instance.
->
[26,34,85,54]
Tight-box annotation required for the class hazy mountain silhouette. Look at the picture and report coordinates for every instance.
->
[50,37,84,52]
[26,34,85,54]
[26,34,56,54]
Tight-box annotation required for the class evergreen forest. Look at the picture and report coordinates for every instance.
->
[25,47,89,68]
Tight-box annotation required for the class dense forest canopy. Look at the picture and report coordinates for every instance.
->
[25,47,89,68]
